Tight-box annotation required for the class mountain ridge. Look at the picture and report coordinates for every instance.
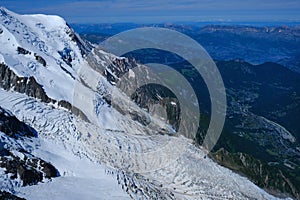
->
[0,7,297,200]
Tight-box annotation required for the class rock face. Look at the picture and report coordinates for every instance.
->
[0,151,59,186]
[0,106,59,189]
[0,107,36,138]
[58,47,73,67]
[0,190,25,200]
[17,47,30,55]
[34,53,46,67]
[131,85,180,131]
[94,55,180,131]
[0,63,89,121]
[66,23,92,57]
[0,63,52,103]
[16,47,46,67]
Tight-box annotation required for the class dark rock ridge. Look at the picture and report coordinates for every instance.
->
[66,23,93,57]
[0,63,89,122]
[0,107,36,138]
[0,63,51,103]
[17,47,30,55]
[88,55,155,127]
[0,106,59,189]
[16,46,46,67]
[34,53,46,67]
[0,190,25,200]
[0,150,59,186]
[17,46,47,68]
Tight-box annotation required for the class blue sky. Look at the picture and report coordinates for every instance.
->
[1,0,300,23]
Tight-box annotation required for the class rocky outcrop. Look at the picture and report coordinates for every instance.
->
[0,107,36,138]
[0,106,59,188]
[58,100,89,122]
[58,47,73,67]
[131,84,180,131]
[0,63,51,103]
[105,58,137,84]
[17,47,30,55]
[0,191,25,200]
[99,57,180,130]
[66,23,92,57]
[33,53,46,67]
[0,151,59,186]
[17,47,46,67]
[0,63,89,121]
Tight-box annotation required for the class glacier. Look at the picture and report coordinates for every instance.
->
[0,7,292,200]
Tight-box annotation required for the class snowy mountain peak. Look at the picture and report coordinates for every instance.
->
[0,8,89,102]
[0,7,291,200]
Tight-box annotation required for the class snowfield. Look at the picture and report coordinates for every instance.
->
[0,7,86,102]
[0,88,286,199]
[0,7,292,200]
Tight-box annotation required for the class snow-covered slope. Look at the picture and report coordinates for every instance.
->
[0,88,285,200]
[0,7,292,200]
[0,7,88,101]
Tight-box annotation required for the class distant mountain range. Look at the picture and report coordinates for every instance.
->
[72,23,300,73]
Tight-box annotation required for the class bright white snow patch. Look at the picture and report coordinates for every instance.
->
[170,101,176,106]
[0,53,4,63]
[16,140,130,200]
[0,8,87,101]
